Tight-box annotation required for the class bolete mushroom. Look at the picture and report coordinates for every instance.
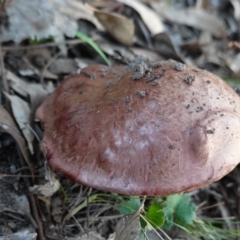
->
[36,60,240,196]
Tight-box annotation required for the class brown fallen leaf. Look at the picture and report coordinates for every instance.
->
[0,105,32,174]
[4,92,34,154]
[94,10,134,45]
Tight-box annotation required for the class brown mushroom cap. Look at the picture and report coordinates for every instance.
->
[36,60,240,196]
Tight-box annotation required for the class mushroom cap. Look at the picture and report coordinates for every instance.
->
[36,60,240,196]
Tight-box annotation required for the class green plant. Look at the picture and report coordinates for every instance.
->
[75,31,110,65]
[116,194,240,239]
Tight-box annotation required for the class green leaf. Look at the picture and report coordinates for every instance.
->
[163,194,196,229]
[145,201,165,227]
[174,194,196,226]
[30,36,54,45]
[116,196,141,215]
[162,207,174,230]
[75,31,110,65]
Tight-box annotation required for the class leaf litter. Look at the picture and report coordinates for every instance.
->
[4,92,35,154]
[94,10,135,46]
[0,106,31,171]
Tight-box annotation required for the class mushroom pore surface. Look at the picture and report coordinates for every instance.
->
[36,60,240,196]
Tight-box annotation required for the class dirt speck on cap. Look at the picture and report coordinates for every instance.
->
[125,96,131,104]
[184,75,195,85]
[173,61,185,71]
[136,90,147,98]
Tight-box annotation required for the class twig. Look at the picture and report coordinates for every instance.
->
[40,42,80,84]
[17,145,46,240]
[86,188,92,231]
[29,193,46,240]
[2,38,98,51]
[0,42,9,103]
[0,174,42,178]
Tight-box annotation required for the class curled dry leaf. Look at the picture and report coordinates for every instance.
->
[230,0,240,21]
[163,7,226,38]
[153,32,183,61]
[118,0,165,36]
[227,42,240,76]
[228,54,240,76]
[94,11,134,46]
[0,106,31,172]
[4,93,34,154]
[29,176,60,197]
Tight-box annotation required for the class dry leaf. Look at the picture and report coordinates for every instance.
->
[230,0,240,21]
[0,230,37,240]
[6,70,29,97]
[29,177,60,197]
[1,0,77,43]
[0,106,31,171]
[0,193,30,216]
[22,56,58,80]
[49,58,79,74]
[228,59,240,75]
[22,82,55,113]
[0,182,37,228]
[99,42,136,61]
[6,70,55,111]
[4,93,34,154]
[196,33,224,67]
[118,0,165,36]
[95,11,134,45]
[163,7,225,38]
[130,47,163,62]
[64,0,103,30]
[115,213,140,240]
[153,32,183,60]
[107,233,115,240]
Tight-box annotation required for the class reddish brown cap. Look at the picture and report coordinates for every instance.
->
[36,60,240,196]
